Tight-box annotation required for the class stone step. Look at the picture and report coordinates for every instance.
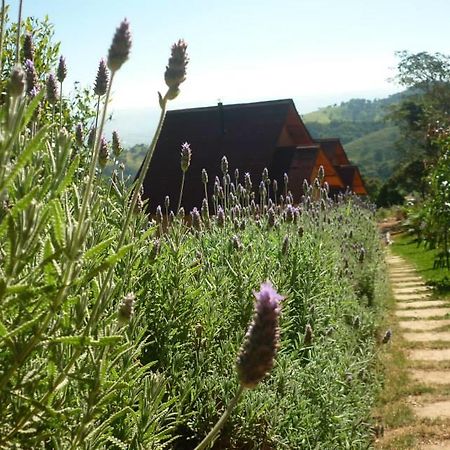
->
[403,331,450,342]
[393,286,431,294]
[397,300,448,309]
[409,348,450,361]
[390,269,418,273]
[395,293,432,301]
[398,320,450,331]
[409,369,450,385]
[390,276,425,283]
[392,282,428,289]
[396,308,450,319]
[413,400,450,419]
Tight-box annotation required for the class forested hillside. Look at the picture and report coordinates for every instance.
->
[303,92,408,182]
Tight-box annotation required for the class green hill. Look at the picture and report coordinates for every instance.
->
[345,126,400,180]
[303,92,405,124]
[303,92,408,181]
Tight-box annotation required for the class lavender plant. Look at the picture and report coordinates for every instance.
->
[0,7,188,448]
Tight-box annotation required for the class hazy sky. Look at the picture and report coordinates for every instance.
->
[10,0,450,114]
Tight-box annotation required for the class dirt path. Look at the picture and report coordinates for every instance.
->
[376,253,450,449]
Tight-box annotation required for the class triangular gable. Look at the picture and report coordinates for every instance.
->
[335,165,368,195]
[295,145,345,188]
[315,138,350,165]
[273,145,345,202]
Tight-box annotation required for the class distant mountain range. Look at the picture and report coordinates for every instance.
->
[112,92,409,182]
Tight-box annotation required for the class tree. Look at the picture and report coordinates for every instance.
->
[390,51,450,161]
[382,51,450,203]
[395,51,450,89]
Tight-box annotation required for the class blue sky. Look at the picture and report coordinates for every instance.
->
[9,1,450,118]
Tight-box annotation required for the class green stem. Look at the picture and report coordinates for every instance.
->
[14,0,22,64]
[177,171,186,213]
[59,82,63,129]
[0,0,6,77]
[51,103,55,145]
[203,183,208,209]
[75,74,114,246]
[194,385,244,450]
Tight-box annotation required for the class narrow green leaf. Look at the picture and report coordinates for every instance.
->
[2,125,49,191]
[22,89,45,127]
[10,187,40,218]
[55,154,80,196]
[84,237,115,261]
[5,284,33,294]
[49,198,66,247]
[89,336,122,347]
[104,243,134,266]
[49,336,86,346]
[1,312,45,343]
[80,244,134,284]
[0,320,8,337]
[140,224,158,242]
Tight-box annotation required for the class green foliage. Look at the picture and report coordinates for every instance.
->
[388,51,450,163]
[422,134,450,268]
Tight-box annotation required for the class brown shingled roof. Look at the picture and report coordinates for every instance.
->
[140,99,314,211]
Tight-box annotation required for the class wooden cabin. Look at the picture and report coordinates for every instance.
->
[139,99,367,211]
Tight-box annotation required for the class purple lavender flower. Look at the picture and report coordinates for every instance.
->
[201,168,208,184]
[217,206,225,228]
[164,39,188,97]
[201,198,209,221]
[118,292,136,325]
[22,33,34,62]
[9,64,26,97]
[46,74,58,104]
[237,282,283,389]
[94,59,109,96]
[98,136,109,168]
[191,207,202,231]
[112,130,122,157]
[107,19,132,72]
[75,123,83,147]
[24,59,38,96]
[221,156,229,175]
[180,142,192,172]
[244,172,252,191]
[156,205,163,224]
[57,56,67,83]
[304,324,313,346]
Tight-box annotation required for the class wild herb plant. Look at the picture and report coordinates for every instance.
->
[0,7,186,448]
